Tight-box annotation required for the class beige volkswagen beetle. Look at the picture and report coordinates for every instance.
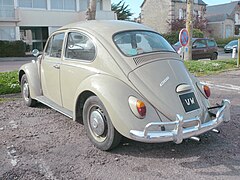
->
[19,20,230,150]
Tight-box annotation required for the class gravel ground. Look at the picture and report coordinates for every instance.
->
[0,71,239,180]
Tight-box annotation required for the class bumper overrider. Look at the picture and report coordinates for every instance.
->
[130,99,231,144]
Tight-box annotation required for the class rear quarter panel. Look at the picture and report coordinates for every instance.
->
[73,74,161,138]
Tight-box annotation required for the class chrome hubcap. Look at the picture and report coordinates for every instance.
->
[90,109,106,136]
[23,82,29,102]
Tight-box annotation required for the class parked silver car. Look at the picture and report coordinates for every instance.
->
[19,20,230,150]
[224,40,238,53]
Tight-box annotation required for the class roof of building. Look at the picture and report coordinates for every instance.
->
[206,14,231,22]
[206,1,240,23]
[206,1,240,16]
[141,0,206,8]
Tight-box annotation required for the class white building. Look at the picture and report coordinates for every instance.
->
[0,0,115,50]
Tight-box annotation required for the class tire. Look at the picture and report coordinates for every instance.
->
[21,74,37,107]
[83,96,121,151]
[210,52,218,60]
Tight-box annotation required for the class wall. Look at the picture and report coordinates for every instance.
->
[141,0,206,34]
[141,0,170,34]
[207,19,234,39]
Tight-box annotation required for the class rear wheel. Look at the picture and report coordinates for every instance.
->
[83,96,121,151]
[21,74,37,107]
[210,52,218,60]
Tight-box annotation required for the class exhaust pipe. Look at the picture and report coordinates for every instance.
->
[190,136,201,142]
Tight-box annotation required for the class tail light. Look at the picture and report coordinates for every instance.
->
[128,97,146,119]
[136,100,146,117]
[203,85,211,98]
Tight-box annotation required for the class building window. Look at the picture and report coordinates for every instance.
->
[0,27,16,40]
[198,11,202,18]
[51,0,76,11]
[19,0,47,9]
[97,0,103,11]
[179,9,183,20]
[235,13,239,24]
[79,0,89,11]
[0,0,14,18]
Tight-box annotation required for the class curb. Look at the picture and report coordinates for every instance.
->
[0,56,36,62]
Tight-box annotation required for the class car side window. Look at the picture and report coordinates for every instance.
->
[65,32,96,61]
[207,40,216,47]
[193,40,206,48]
[45,33,65,58]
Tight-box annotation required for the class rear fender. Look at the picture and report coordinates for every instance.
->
[19,62,42,99]
[73,74,160,138]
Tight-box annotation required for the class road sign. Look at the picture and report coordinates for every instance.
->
[179,29,189,47]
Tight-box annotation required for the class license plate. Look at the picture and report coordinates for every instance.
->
[179,92,200,112]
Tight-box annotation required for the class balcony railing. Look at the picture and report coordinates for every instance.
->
[79,10,116,20]
[0,5,19,22]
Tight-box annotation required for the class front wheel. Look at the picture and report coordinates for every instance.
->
[21,74,37,107]
[83,96,121,151]
[210,52,218,60]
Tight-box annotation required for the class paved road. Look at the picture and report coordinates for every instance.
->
[0,57,36,72]
[0,70,239,179]
[0,51,236,72]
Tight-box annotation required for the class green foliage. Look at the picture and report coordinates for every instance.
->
[185,59,237,76]
[192,29,204,38]
[111,0,133,20]
[162,31,179,45]
[163,29,204,45]
[215,37,238,48]
[0,71,20,95]
[0,40,26,57]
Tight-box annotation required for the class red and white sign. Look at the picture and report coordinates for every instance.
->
[179,28,189,47]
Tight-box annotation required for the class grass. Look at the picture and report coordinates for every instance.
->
[0,60,239,95]
[184,59,238,76]
[0,71,20,95]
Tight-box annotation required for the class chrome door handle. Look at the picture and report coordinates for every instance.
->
[53,64,60,69]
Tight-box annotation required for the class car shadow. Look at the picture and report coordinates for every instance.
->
[110,103,240,177]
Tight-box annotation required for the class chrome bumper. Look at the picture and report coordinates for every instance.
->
[130,99,230,144]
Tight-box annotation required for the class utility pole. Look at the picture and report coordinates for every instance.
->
[185,0,193,61]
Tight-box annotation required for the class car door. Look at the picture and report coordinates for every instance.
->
[41,32,65,106]
[206,39,217,57]
[60,31,97,110]
[192,39,207,60]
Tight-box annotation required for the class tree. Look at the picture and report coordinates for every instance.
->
[111,0,133,20]
[87,0,97,20]
[168,18,207,32]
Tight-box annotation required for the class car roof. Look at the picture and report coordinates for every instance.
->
[59,20,153,36]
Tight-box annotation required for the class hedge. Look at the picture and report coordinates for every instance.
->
[0,40,26,57]
[215,37,239,48]
[163,29,204,45]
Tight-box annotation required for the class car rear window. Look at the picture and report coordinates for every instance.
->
[113,31,175,56]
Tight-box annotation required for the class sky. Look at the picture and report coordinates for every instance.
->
[112,0,237,18]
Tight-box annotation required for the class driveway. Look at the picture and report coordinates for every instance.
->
[0,70,239,179]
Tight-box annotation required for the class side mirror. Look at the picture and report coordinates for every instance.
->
[192,45,197,49]
[32,49,40,57]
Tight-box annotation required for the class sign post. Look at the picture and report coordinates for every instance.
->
[179,28,189,60]
[238,39,240,68]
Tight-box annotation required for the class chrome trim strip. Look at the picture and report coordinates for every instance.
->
[36,96,73,119]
